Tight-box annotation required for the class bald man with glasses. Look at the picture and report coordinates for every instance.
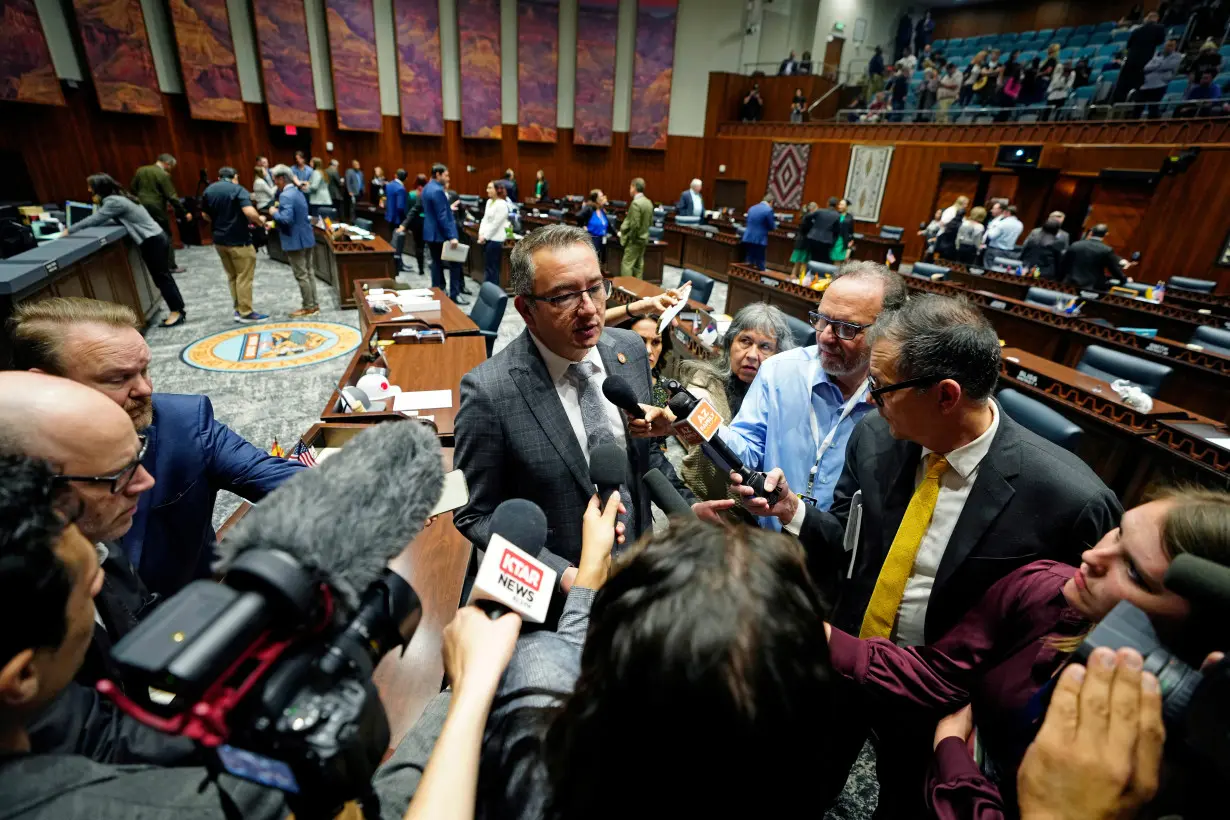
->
[454,224,693,595]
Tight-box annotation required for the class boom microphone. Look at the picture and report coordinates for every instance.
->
[601,374,646,419]
[470,499,556,622]
[667,391,781,505]
[643,468,693,517]
[213,421,444,610]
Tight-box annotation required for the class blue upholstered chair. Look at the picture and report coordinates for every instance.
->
[469,281,507,356]
[1169,276,1216,293]
[353,217,374,231]
[996,388,1084,453]
[1023,287,1069,309]
[1076,345,1173,397]
[784,312,816,350]
[911,262,950,279]
[1190,326,1230,356]
[879,225,905,240]
[680,269,715,306]
[807,260,839,277]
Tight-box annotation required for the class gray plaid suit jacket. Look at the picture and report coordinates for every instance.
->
[454,327,694,578]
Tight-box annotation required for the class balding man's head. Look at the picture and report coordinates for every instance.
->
[0,372,154,542]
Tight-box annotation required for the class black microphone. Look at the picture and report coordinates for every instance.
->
[642,468,693,517]
[214,421,444,611]
[1165,554,1230,615]
[589,442,628,501]
[601,374,646,419]
[667,391,781,505]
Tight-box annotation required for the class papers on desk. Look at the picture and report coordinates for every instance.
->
[315,447,344,463]
[441,242,469,263]
[1210,438,1230,451]
[658,281,691,334]
[393,389,453,413]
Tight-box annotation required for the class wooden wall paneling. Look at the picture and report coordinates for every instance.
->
[983,172,1019,206]
[1087,179,1153,255]
[932,0,1140,40]
[932,169,981,221]
[1133,148,1230,290]
[1012,170,1060,236]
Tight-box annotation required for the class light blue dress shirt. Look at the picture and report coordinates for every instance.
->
[721,345,874,529]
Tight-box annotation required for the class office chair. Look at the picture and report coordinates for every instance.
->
[469,281,507,356]
[547,208,565,219]
[317,207,338,220]
[996,388,1083,454]
[911,262,951,279]
[648,225,664,241]
[1190,326,1230,356]
[879,225,905,241]
[458,194,481,207]
[674,215,701,227]
[784,312,817,350]
[807,260,839,277]
[353,217,374,231]
[1075,345,1173,397]
[1169,276,1216,293]
[609,200,627,208]
[1023,287,1069,309]
[679,269,715,305]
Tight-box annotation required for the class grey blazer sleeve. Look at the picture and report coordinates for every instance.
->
[453,370,503,552]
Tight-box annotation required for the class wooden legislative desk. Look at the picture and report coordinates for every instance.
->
[321,326,487,440]
[850,234,905,271]
[353,202,395,241]
[725,263,829,323]
[999,350,1229,504]
[312,227,396,309]
[0,227,160,348]
[352,280,481,337]
[665,225,742,282]
[214,421,470,752]
[900,273,1230,424]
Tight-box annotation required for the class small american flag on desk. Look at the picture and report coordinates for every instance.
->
[886,249,896,267]
[290,439,318,467]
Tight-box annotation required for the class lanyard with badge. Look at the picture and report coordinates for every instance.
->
[802,358,868,506]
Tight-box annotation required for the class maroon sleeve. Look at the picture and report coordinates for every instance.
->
[926,737,1007,820]
[826,561,1064,712]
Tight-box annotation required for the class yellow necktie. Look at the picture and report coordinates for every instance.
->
[860,454,950,640]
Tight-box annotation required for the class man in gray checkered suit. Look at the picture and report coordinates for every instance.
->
[454,224,694,593]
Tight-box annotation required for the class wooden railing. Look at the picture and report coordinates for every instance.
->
[715,117,1230,145]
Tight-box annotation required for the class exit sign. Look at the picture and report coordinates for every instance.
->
[833,22,845,31]
[285,125,297,136]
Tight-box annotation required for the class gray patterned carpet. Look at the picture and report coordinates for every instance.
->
[145,243,877,819]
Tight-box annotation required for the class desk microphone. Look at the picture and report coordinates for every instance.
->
[601,375,646,420]
[642,468,693,517]
[469,499,556,623]
[667,390,781,505]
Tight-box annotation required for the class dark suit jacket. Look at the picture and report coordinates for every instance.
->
[676,190,702,217]
[422,179,457,243]
[798,409,1121,645]
[807,207,842,244]
[119,394,305,598]
[1060,238,1122,290]
[1020,233,1065,280]
[454,328,695,577]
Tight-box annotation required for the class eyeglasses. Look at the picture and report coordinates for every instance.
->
[868,375,943,407]
[809,311,874,342]
[52,435,149,494]
[529,279,613,311]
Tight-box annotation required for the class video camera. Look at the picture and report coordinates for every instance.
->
[99,547,421,819]
[1070,553,1229,784]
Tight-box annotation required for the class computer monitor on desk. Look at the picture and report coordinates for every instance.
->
[66,201,95,228]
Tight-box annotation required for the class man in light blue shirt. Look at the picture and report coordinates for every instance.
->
[984,203,1023,251]
[718,263,908,527]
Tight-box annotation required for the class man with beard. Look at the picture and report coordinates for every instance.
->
[6,297,304,598]
[699,262,907,530]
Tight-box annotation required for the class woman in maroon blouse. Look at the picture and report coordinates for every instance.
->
[825,489,1230,818]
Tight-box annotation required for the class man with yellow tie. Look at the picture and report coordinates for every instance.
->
[732,293,1121,816]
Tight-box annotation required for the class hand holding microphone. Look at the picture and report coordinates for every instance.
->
[442,606,521,701]
[578,491,622,590]
[602,376,676,438]
[730,467,799,524]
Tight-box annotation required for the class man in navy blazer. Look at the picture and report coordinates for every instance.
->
[675,178,704,218]
[270,164,320,317]
[741,195,777,270]
[7,296,305,598]
[423,163,468,305]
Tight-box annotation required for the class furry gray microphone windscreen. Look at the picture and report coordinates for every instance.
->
[213,421,444,610]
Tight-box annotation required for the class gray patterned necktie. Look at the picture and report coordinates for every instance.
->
[566,361,636,547]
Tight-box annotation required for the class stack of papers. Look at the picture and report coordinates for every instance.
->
[393,390,453,413]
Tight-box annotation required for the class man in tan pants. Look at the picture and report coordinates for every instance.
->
[201,167,269,322]
[619,177,653,279]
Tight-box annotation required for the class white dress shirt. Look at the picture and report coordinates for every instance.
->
[985,215,1024,250]
[690,190,704,216]
[479,198,510,242]
[529,332,626,462]
[893,401,1000,647]
[940,204,961,225]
